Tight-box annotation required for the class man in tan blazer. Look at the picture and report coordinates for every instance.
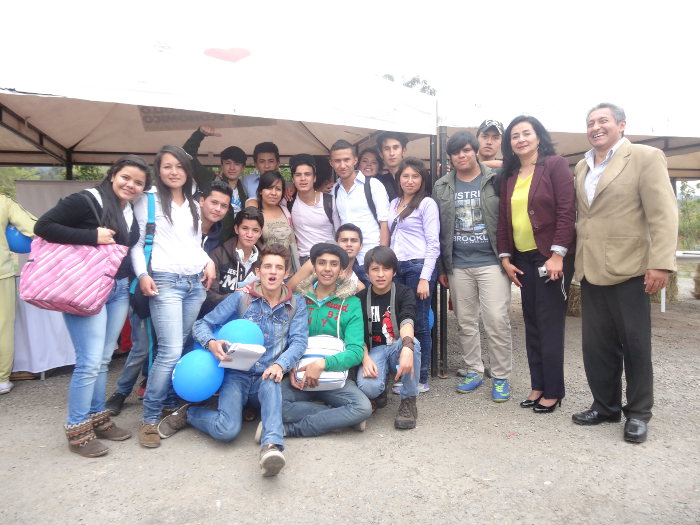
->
[571,103,678,443]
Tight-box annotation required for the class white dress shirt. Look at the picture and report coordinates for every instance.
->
[584,137,628,205]
[334,171,389,261]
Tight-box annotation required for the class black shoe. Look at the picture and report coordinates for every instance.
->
[374,389,388,409]
[623,418,647,443]
[105,392,126,416]
[533,398,562,413]
[520,395,543,408]
[572,409,622,425]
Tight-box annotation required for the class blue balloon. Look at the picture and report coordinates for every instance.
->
[6,224,32,254]
[429,308,435,331]
[171,349,224,402]
[215,318,264,346]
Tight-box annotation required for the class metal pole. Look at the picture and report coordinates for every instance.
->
[429,134,438,377]
[65,150,73,180]
[438,126,449,377]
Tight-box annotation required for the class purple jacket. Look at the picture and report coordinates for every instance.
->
[497,155,576,258]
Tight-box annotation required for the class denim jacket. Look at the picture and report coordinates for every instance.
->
[193,281,308,375]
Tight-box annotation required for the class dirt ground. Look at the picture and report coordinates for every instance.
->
[1,279,698,524]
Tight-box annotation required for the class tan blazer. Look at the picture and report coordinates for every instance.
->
[574,140,678,286]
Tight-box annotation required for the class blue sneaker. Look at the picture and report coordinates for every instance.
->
[492,379,511,402]
[456,373,483,393]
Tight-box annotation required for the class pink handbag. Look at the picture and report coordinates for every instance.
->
[19,237,128,316]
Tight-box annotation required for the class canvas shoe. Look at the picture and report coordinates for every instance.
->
[259,444,285,477]
[418,382,430,393]
[492,379,511,402]
[0,381,14,394]
[392,382,403,395]
[456,373,483,393]
[157,404,190,438]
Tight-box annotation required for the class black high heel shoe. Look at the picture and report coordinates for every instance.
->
[520,395,543,408]
[533,398,562,413]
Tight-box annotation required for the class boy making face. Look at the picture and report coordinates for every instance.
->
[158,244,308,478]
[355,246,421,429]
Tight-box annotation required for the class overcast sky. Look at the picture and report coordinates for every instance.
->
[4,0,697,135]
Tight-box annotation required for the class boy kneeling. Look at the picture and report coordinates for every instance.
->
[282,243,371,437]
[158,245,307,477]
[356,246,421,429]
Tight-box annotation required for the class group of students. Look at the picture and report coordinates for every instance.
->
[26,101,677,476]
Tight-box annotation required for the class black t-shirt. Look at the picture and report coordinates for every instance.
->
[356,282,416,348]
[369,289,396,346]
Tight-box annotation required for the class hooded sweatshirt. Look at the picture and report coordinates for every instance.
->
[296,273,364,372]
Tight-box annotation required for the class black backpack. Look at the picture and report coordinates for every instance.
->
[334,178,378,224]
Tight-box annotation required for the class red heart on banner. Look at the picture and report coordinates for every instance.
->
[204,48,250,63]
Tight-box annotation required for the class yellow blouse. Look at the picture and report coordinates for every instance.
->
[511,174,537,252]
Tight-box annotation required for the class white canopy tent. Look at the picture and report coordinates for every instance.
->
[0,43,437,168]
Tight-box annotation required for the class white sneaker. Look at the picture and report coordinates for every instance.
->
[418,382,430,393]
[0,382,14,394]
[259,444,285,477]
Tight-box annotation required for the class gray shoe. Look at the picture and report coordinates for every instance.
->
[259,444,285,477]
[157,404,190,439]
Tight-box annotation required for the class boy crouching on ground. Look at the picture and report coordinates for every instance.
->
[157,244,307,477]
[356,246,421,429]
[282,242,371,437]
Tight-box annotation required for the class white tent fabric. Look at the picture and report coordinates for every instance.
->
[0,44,436,166]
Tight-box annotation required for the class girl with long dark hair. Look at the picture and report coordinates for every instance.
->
[35,155,150,457]
[132,145,215,448]
[388,157,440,392]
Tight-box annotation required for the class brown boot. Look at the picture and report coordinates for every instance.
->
[394,397,417,430]
[64,420,108,457]
[139,423,161,448]
[90,410,132,441]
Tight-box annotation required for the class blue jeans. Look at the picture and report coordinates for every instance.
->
[143,272,205,423]
[396,259,436,383]
[356,339,421,399]
[115,310,149,396]
[187,369,284,447]
[281,377,371,437]
[63,278,130,425]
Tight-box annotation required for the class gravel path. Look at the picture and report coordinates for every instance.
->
[1,281,698,524]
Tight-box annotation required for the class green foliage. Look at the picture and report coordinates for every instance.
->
[73,165,108,181]
[678,180,700,250]
[0,166,40,198]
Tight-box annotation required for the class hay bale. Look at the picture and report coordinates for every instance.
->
[651,271,678,303]
[567,281,581,317]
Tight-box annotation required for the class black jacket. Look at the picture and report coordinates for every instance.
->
[34,190,139,280]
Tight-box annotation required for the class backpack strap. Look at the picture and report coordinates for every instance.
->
[81,192,103,226]
[130,192,157,294]
[363,178,378,224]
[322,192,334,226]
[334,178,379,225]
